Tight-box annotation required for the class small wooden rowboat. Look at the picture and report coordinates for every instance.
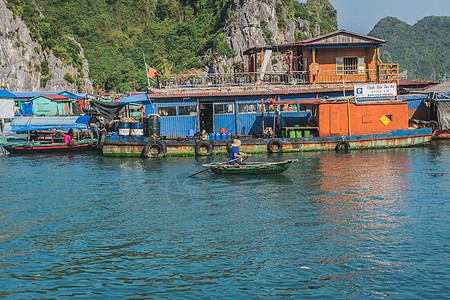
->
[202,159,298,175]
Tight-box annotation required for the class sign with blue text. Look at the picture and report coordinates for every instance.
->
[354,84,397,98]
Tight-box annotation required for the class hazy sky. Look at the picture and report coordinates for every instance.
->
[300,0,450,35]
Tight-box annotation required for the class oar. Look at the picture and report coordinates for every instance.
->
[188,156,250,178]
[188,168,210,178]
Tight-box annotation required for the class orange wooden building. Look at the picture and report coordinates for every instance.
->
[317,100,408,137]
[244,30,399,85]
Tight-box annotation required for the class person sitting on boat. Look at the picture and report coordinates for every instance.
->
[201,130,208,140]
[64,129,74,144]
[229,139,251,165]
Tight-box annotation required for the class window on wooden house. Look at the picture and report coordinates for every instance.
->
[179,105,197,116]
[336,57,365,74]
[158,106,177,116]
[214,103,234,114]
[238,103,258,113]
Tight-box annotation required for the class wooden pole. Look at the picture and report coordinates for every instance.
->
[261,99,265,137]
[234,100,238,136]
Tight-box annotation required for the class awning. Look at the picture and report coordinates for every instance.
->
[91,100,125,123]
[120,93,148,104]
[10,116,89,132]
[75,115,92,124]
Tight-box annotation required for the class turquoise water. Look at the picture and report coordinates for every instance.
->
[0,140,449,298]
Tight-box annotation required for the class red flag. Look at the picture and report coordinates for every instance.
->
[147,67,159,79]
[97,82,99,90]
[100,89,102,97]
[86,86,88,94]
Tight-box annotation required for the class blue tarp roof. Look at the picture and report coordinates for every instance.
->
[0,90,17,98]
[13,91,64,99]
[10,116,89,132]
[75,115,91,124]
[120,93,148,104]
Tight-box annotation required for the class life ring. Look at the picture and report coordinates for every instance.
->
[267,139,283,153]
[335,140,350,152]
[195,140,214,156]
[226,140,233,153]
[142,139,167,158]
[96,129,107,150]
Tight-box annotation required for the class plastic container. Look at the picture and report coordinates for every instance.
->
[219,128,226,134]
[216,133,222,140]
[221,133,227,140]
[118,122,131,136]
[146,114,161,137]
[130,122,144,137]
[296,130,302,138]
[304,130,310,138]
[226,132,231,139]
[188,129,195,137]
[209,133,216,140]
[289,130,296,138]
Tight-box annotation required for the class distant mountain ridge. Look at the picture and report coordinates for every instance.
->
[369,16,450,81]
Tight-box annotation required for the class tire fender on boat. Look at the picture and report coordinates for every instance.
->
[429,121,438,131]
[195,140,214,156]
[96,129,107,150]
[267,139,283,153]
[142,139,167,158]
[335,140,350,152]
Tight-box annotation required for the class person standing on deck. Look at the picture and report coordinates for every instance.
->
[229,139,251,165]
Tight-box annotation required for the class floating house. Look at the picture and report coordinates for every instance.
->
[0,89,16,121]
[12,91,87,116]
[31,95,76,115]
[243,29,399,85]
[99,30,436,157]
[115,30,433,140]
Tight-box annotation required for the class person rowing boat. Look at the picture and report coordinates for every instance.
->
[229,139,251,165]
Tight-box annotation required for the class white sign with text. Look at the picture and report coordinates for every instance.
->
[354,84,397,98]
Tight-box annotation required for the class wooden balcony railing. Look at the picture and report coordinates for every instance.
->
[156,69,395,89]
[378,63,399,84]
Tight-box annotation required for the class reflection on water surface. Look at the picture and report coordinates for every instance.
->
[0,141,448,298]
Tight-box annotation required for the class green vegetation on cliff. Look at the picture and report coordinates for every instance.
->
[6,0,337,91]
[369,16,450,81]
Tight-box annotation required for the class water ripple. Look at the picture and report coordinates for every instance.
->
[0,141,449,298]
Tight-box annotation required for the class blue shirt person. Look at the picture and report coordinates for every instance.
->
[229,139,251,165]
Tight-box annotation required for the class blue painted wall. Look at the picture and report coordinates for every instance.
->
[141,90,345,138]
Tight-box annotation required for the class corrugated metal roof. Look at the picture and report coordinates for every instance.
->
[13,91,64,98]
[301,30,386,45]
[423,81,450,94]
[244,30,386,54]
[0,89,17,98]
[42,94,70,101]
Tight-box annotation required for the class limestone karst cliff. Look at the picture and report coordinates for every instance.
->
[0,0,92,92]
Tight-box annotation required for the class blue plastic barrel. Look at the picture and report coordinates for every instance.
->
[221,133,227,140]
[209,133,216,140]
[118,122,131,136]
[226,132,231,139]
[216,133,222,140]
[188,129,195,137]
[130,122,144,137]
